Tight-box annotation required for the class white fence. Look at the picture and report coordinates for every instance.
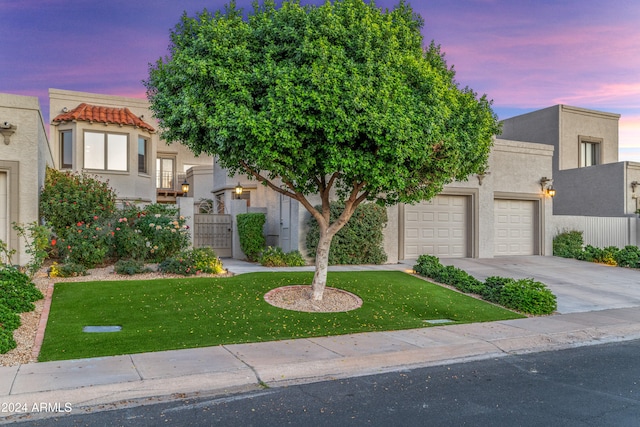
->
[552,215,639,248]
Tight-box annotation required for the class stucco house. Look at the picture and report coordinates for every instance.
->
[501,105,640,217]
[214,137,556,262]
[48,89,215,205]
[0,93,53,266]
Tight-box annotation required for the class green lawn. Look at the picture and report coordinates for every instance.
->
[39,271,524,361]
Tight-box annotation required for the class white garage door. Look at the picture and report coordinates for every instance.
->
[404,195,468,259]
[494,199,536,256]
[0,172,7,257]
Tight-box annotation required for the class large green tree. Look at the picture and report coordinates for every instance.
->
[145,0,500,300]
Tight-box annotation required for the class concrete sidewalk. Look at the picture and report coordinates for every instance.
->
[2,258,640,420]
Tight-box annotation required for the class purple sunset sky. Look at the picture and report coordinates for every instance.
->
[2,0,639,160]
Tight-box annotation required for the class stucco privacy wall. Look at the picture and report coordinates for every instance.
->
[0,93,53,265]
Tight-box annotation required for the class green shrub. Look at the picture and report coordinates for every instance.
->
[414,255,557,315]
[482,276,511,303]
[0,305,21,332]
[0,329,17,354]
[158,248,224,276]
[614,245,640,268]
[134,204,190,262]
[49,261,87,278]
[0,266,44,313]
[306,202,388,265]
[57,219,112,268]
[40,167,117,238]
[553,230,584,259]
[580,245,618,265]
[237,213,266,261]
[189,247,224,274]
[114,259,152,275]
[259,247,307,267]
[499,278,557,315]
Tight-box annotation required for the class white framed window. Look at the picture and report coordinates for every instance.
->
[60,130,73,169]
[138,136,149,174]
[579,136,602,168]
[156,156,175,189]
[84,131,128,171]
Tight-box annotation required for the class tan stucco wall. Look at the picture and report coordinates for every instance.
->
[49,89,214,204]
[0,93,53,266]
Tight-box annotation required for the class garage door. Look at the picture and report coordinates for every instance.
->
[494,199,536,255]
[0,172,7,257]
[404,195,468,259]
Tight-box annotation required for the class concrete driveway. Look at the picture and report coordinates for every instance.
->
[437,256,640,314]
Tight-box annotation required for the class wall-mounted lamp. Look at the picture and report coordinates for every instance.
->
[0,122,16,145]
[540,177,556,197]
[234,182,243,199]
[181,179,190,195]
[632,181,639,193]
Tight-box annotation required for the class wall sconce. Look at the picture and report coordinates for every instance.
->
[181,179,190,195]
[540,177,556,197]
[0,122,16,145]
[234,182,243,199]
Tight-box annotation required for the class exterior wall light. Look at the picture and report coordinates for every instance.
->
[0,122,16,145]
[540,177,555,197]
[547,186,556,197]
[234,182,243,198]
[181,179,190,195]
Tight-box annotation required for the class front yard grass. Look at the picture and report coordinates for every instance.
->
[39,271,524,361]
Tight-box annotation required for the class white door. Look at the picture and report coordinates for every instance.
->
[0,172,7,261]
[404,195,468,259]
[494,199,536,256]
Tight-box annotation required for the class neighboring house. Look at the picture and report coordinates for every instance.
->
[49,89,214,205]
[214,137,556,262]
[0,93,53,265]
[501,104,640,217]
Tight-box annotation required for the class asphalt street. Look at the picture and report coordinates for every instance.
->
[6,339,640,426]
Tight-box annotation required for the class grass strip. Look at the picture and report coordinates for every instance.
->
[39,271,523,361]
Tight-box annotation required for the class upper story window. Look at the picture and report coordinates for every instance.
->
[60,130,73,169]
[579,136,602,167]
[138,137,149,174]
[84,131,128,171]
[156,156,175,189]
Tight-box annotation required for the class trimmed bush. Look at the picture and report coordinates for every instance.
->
[237,213,266,262]
[114,259,152,275]
[614,245,640,268]
[49,261,87,278]
[413,254,557,315]
[553,230,584,259]
[0,330,17,354]
[306,202,388,265]
[499,278,557,315]
[159,248,224,276]
[0,305,21,332]
[0,266,44,313]
[579,245,619,265]
[259,247,307,267]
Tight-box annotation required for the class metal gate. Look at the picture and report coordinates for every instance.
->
[193,214,232,257]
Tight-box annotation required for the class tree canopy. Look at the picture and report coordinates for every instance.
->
[145,0,500,299]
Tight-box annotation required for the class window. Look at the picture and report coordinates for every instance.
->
[579,136,601,167]
[60,130,73,169]
[138,137,148,174]
[84,131,128,171]
[156,157,175,189]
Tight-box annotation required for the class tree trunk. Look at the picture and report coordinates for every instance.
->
[311,228,334,301]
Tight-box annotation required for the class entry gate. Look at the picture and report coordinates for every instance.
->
[193,214,232,257]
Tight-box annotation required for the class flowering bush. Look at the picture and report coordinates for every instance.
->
[57,219,112,268]
[40,167,116,238]
[134,204,190,261]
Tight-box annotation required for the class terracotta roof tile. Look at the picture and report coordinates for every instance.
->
[52,103,155,132]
